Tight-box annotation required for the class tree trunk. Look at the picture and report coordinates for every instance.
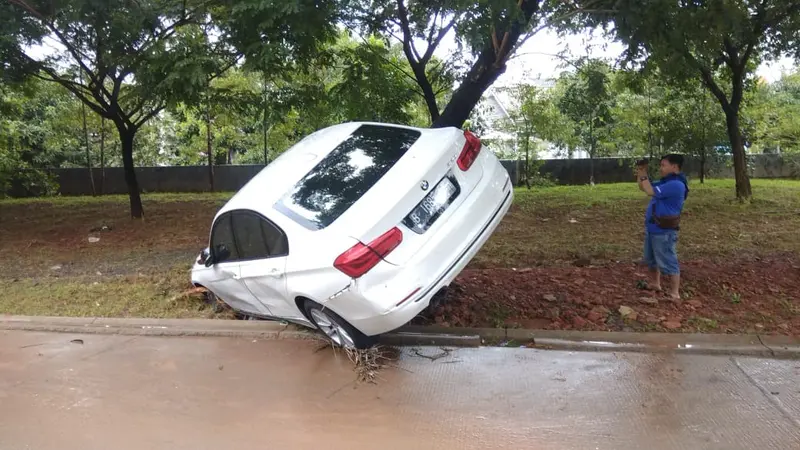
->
[700,90,706,184]
[589,116,595,186]
[81,100,96,196]
[117,125,144,219]
[723,108,752,200]
[206,102,214,192]
[524,136,531,190]
[699,144,706,184]
[100,117,106,194]
[433,51,505,128]
[262,71,270,165]
[410,64,440,124]
[432,0,540,128]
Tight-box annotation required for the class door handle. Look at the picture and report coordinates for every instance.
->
[267,268,282,277]
[221,270,240,280]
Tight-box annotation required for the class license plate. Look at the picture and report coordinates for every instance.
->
[403,175,460,234]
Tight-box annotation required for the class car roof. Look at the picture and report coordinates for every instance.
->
[215,122,440,223]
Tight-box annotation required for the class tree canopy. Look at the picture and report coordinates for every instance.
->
[570,0,800,199]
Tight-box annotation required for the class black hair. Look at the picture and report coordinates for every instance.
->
[661,153,684,169]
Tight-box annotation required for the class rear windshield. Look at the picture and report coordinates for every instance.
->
[274,124,421,230]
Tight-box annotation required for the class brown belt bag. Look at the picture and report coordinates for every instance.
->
[650,202,681,230]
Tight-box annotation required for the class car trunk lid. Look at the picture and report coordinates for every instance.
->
[336,127,486,266]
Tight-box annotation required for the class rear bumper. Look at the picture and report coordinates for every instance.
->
[347,171,513,336]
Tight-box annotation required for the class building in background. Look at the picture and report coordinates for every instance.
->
[475,78,589,161]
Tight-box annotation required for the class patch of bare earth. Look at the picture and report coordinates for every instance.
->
[0,195,229,318]
[414,255,800,336]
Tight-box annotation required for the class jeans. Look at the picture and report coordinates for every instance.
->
[643,230,680,275]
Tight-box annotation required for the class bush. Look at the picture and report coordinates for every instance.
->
[0,165,58,198]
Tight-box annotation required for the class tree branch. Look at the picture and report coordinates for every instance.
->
[425,8,441,46]
[133,104,166,130]
[395,0,422,64]
[697,64,731,112]
[421,17,456,65]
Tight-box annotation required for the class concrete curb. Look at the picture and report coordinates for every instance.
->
[0,316,481,348]
[399,325,800,359]
[0,315,315,341]
[2,316,798,358]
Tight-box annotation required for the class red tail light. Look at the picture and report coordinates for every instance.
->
[334,228,403,278]
[457,130,482,171]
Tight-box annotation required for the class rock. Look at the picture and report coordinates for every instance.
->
[593,305,611,315]
[50,265,62,271]
[754,323,765,331]
[778,323,789,331]
[509,295,517,301]
[574,278,586,286]
[587,311,604,323]
[572,316,588,328]
[639,297,658,305]
[543,294,557,302]
[619,306,638,321]
[518,268,533,273]
[687,299,703,308]
[663,320,682,330]
[644,315,662,324]
[569,218,578,223]
[88,236,100,243]
[474,292,487,299]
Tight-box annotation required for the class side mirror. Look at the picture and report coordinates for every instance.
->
[214,244,231,263]
[199,247,212,267]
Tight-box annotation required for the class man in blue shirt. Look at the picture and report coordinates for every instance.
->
[637,154,689,300]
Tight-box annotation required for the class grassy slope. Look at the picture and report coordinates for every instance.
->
[1,179,798,319]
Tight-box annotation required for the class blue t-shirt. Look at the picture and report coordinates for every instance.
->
[645,173,688,234]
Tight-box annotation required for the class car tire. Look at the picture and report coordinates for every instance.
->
[302,299,378,350]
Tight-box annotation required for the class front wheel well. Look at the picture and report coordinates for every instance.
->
[295,296,315,323]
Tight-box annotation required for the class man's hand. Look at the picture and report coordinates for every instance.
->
[637,166,655,196]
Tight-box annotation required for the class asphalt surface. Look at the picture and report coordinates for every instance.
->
[1,330,799,450]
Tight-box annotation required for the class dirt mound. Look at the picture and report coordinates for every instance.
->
[415,256,800,335]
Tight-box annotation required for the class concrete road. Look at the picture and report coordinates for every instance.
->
[1,331,799,450]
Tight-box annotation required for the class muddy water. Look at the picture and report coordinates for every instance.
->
[1,331,798,449]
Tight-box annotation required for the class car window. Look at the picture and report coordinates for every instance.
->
[229,211,289,261]
[261,219,289,257]
[210,214,239,263]
[274,124,421,230]
[232,212,270,260]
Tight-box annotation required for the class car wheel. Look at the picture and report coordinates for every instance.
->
[303,300,377,350]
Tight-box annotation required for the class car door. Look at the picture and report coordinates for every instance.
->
[230,210,300,320]
[204,213,272,317]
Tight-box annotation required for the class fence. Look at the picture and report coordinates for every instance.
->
[7,154,798,197]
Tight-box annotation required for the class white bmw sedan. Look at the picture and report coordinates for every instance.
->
[192,122,513,348]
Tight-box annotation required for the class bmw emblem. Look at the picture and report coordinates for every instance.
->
[420,180,429,191]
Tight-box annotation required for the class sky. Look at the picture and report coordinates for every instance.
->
[427,28,797,89]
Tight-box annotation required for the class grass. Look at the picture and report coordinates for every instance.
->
[1,179,799,320]
[473,179,800,268]
[1,266,231,319]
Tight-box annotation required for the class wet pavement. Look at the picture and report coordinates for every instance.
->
[1,331,799,450]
